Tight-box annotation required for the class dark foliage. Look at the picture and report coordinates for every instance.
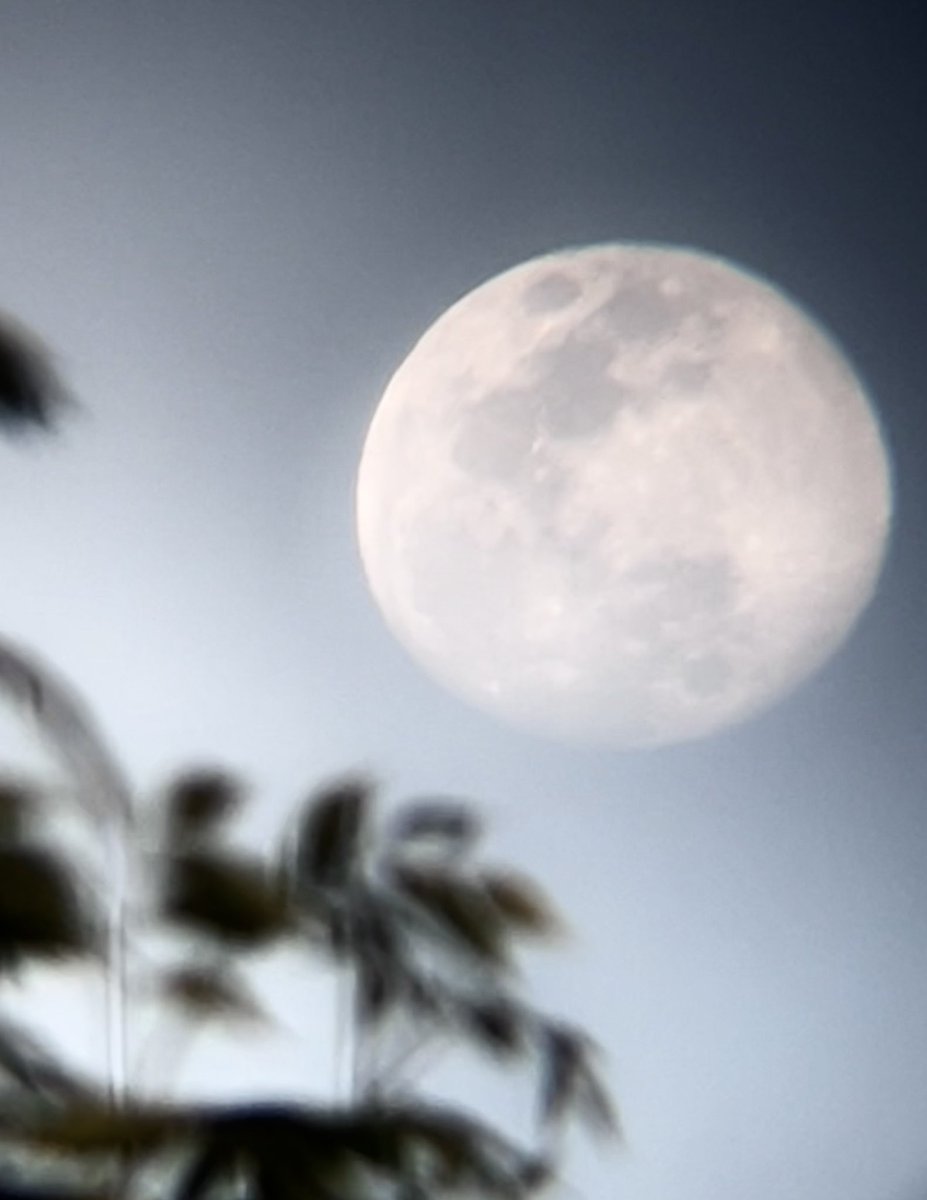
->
[160,849,295,949]
[163,771,243,844]
[0,748,617,1200]
[292,777,372,894]
[0,317,68,435]
[0,846,96,971]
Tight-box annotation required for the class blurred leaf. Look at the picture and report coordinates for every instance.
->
[388,801,481,858]
[0,638,132,830]
[393,866,509,966]
[0,314,69,435]
[0,846,96,970]
[463,998,527,1059]
[537,1026,618,1140]
[573,1060,619,1139]
[481,872,560,938]
[291,777,372,895]
[158,964,267,1025]
[538,1026,582,1130]
[161,851,294,949]
[163,770,243,844]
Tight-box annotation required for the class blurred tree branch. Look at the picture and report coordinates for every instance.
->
[0,316,618,1200]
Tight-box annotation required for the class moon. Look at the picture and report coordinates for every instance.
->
[355,243,892,747]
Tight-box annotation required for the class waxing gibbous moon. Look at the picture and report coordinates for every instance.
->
[355,243,892,747]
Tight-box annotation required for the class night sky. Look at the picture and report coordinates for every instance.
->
[0,3,925,1199]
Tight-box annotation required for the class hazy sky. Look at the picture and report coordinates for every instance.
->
[1,3,925,1199]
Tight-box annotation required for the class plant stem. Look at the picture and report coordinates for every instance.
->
[105,823,129,1107]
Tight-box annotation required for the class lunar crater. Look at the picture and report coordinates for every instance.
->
[521,271,582,314]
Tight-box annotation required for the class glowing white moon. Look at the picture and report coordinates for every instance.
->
[356,244,892,747]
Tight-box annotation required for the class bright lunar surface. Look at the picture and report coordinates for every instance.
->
[356,244,892,747]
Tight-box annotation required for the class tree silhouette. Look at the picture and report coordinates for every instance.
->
[0,319,617,1200]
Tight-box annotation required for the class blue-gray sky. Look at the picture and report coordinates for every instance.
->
[0,3,925,1198]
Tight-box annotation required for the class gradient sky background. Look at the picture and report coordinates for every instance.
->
[0,2,925,1199]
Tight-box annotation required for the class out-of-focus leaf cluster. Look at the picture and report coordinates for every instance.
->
[0,1097,552,1200]
[0,757,616,1200]
[282,781,616,1145]
[0,315,616,1200]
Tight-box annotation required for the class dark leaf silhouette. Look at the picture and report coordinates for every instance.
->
[164,771,243,844]
[166,1102,549,1200]
[292,778,371,894]
[0,315,69,435]
[168,1106,349,1200]
[161,851,294,949]
[464,998,527,1058]
[0,846,96,970]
